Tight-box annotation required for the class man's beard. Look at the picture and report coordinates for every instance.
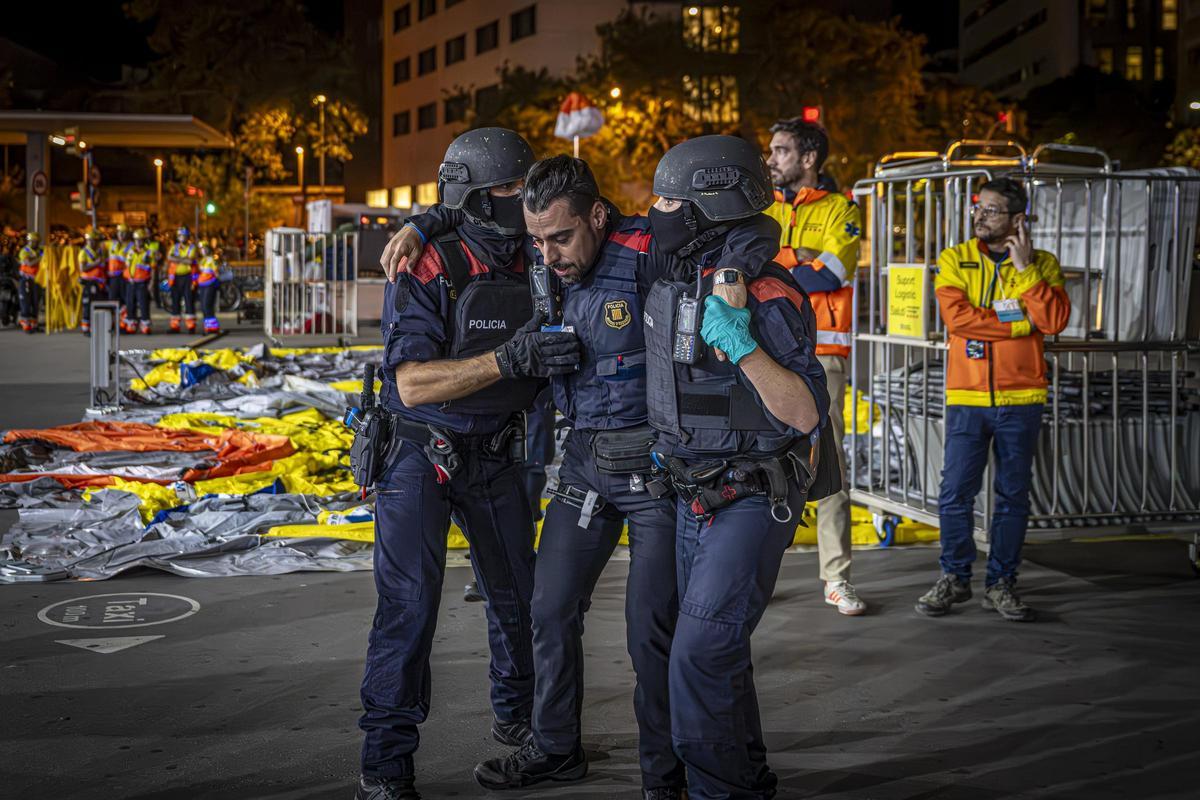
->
[975,224,1007,246]
[550,262,583,285]
[770,167,799,187]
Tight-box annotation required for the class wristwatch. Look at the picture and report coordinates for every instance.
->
[714,269,744,285]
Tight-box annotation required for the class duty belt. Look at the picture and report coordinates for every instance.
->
[653,440,815,524]
[392,413,526,484]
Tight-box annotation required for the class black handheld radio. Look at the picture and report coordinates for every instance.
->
[672,267,705,364]
[529,263,562,327]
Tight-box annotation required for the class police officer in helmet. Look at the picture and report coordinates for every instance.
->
[383,147,782,799]
[645,135,829,799]
[355,127,581,800]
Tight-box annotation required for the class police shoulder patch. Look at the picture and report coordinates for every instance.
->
[604,299,631,329]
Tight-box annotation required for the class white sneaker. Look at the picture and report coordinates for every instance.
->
[824,581,866,616]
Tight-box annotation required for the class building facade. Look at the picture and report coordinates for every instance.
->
[959,0,1179,100]
[374,0,630,209]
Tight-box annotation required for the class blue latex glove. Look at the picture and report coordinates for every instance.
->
[701,294,758,364]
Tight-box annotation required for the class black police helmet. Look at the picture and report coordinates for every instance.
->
[437,127,534,209]
[652,135,772,223]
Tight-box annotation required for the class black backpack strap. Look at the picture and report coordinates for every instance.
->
[429,231,470,299]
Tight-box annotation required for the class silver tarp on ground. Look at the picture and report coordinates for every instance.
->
[1,347,381,582]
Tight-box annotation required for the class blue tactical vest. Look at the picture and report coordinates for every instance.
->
[645,261,812,459]
[552,215,653,431]
[380,232,539,436]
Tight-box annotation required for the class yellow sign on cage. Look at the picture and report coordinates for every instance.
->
[887,263,928,339]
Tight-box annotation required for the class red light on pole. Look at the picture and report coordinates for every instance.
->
[802,106,821,123]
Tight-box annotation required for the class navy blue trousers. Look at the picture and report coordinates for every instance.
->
[17,275,39,324]
[522,388,556,522]
[359,440,536,778]
[938,404,1043,586]
[670,486,804,800]
[533,429,683,790]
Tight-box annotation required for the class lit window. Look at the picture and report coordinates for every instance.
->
[682,5,740,54]
[1097,47,1114,74]
[392,186,413,209]
[1127,0,1136,28]
[366,189,389,208]
[416,182,438,206]
[1163,0,1177,30]
[1126,46,1143,80]
[1086,0,1107,23]
[1155,46,1164,80]
[682,74,739,124]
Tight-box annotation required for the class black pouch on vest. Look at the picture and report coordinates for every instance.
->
[804,417,844,502]
[590,424,657,475]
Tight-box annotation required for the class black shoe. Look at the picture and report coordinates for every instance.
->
[491,716,533,746]
[463,581,485,602]
[644,788,687,799]
[474,741,587,790]
[982,580,1037,622]
[355,774,421,800]
[914,573,972,617]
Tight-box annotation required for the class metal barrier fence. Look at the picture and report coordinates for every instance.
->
[848,140,1200,564]
[263,228,358,340]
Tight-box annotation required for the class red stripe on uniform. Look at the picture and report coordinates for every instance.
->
[609,230,652,253]
[749,276,806,312]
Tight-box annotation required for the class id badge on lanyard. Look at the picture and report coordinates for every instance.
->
[988,261,1024,324]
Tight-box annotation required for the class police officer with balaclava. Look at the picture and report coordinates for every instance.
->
[354,128,581,800]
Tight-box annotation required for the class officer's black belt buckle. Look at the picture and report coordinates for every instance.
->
[547,483,607,529]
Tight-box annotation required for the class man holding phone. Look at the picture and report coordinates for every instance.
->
[917,177,1070,622]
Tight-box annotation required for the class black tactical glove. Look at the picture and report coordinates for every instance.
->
[494,311,581,378]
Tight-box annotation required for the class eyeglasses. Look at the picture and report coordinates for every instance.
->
[971,204,1013,220]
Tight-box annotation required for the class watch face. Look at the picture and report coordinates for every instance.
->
[716,269,741,285]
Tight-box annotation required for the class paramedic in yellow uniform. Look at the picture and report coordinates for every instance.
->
[765,117,866,616]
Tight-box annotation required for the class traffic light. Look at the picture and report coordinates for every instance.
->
[65,126,80,157]
[205,202,217,215]
[998,108,1017,134]
[71,182,87,212]
[801,106,821,123]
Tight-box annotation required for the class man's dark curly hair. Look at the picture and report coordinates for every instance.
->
[769,118,829,170]
[522,155,600,218]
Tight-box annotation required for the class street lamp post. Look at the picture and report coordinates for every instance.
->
[296,146,306,228]
[153,158,163,223]
[313,94,327,195]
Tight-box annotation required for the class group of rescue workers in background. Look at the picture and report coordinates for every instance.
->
[13,224,222,336]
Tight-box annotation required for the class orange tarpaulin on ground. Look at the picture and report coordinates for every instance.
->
[0,421,294,487]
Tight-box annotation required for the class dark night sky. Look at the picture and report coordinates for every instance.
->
[8,0,955,85]
[5,0,345,83]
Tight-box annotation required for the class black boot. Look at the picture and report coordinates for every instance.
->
[463,581,485,602]
[491,716,534,746]
[355,774,421,800]
[474,741,587,790]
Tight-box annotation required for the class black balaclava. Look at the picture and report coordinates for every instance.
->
[459,188,526,270]
[648,200,724,258]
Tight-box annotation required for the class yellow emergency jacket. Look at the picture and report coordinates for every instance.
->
[765,187,861,358]
[169,242,198,276]
[934,238,1071,406]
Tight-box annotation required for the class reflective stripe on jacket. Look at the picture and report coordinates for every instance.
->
[80,245,106,281]
[765,187,860,357]
[196,256,220,286]
[934,238,1071,406]
[18,245,43,277]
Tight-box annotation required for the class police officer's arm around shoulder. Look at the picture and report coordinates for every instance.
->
[700,294,824,434]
